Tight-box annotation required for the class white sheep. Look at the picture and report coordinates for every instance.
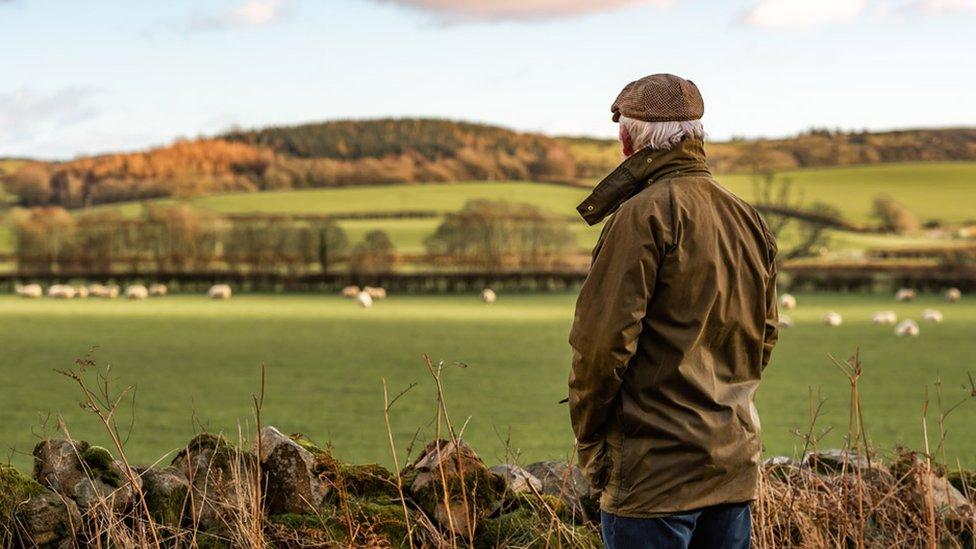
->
[481,288,497,304]
[208,284,232,300]
[895,288,915,302]
[74,286,89,298]
[356,290,373,308]
[871,311,898,325]
[946,288,962,303]
[364,286,387,299]
[778,314,794,328]
[149,283,168,297]
[341,285,361,298]
[779,293,797,310]
[88,284,119,298]
[922,309,944,323]
[895,319,920,337]
[48,284,76,299]
[15,283,43,299]
[822,312,843,327]
[125,284,149,300]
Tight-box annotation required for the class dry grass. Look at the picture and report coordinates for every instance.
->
[5,350,976,548]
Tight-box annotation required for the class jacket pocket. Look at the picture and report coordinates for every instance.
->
[577,440,612,490]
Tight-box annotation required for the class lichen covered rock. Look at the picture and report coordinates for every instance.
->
[257,426,330,514]
[2,464,81,548]
[170,433,256,529]
[405,439,506,537]
[524,460,597,520]
[140,466,189,527]
[32,439,139,513]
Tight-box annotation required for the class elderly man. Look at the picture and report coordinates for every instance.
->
[568,74,778,548]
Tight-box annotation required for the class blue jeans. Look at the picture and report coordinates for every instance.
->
[601,503,751,549]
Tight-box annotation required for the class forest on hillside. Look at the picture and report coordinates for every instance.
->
[2,120,975,208]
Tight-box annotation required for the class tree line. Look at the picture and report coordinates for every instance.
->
[10,200,577,276]
[4,120,973,210]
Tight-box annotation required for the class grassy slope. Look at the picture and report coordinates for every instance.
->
[160,162,976,225]
[5,162,971,256]
[721,162,976,225]
[1,293,974,472]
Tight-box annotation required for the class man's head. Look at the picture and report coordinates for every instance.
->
[612,74,705,156]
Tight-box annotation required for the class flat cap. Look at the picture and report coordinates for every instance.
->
[611,73,704,123]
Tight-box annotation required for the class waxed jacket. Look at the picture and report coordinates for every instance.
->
[568,137,779,517]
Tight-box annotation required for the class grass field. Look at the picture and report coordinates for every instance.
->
[56,161,971,257]
[101,162,976,226]
[2,292,974,473]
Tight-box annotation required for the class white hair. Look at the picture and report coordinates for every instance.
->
[619,115,705,153]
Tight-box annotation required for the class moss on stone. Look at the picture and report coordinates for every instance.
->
[505,491,573,522]
[408,464,506,516]
[0,464,47,525]
[173,433,241,473]
[290,433,327,456]
[474,506,603,549]
[80,445,122,488]
[271,498,414,546]
[142,469,189,527]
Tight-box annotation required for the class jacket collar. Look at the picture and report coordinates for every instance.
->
[576,137,710,226]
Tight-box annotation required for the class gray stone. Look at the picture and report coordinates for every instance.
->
[170,433,256,530]
[489,464,543,494]
[256,426,330,514]
[32,439,139,513]
[407,439,504,537]
[16,491,82,548]
[140,466,190,527]
[524,460,594,512]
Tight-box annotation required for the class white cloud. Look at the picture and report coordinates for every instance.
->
[907,0,976,13]
[0,88,100,147]
[743,0,867,29]
[378,0,677,21]
[184,0,288,31]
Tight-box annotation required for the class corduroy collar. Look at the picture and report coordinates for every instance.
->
[576,138,710,226]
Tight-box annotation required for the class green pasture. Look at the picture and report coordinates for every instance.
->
[1,292,974,473]
[181,162,976,225]
[722,162,976,225]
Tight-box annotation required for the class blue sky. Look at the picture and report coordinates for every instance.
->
[1,0,974,159]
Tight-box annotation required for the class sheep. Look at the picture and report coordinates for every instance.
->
[871,311,898,325]
[895,319,920,337]
[125,284,149,300]
[149,283,168,297]
[88,284,107,298]
[922,309,944,323]
[356,290,373,308]
[778,314,794,328]
[208,284,232,300]
[481,288,497,304]
[341,285,360,298]
[74,286,89,298]
[946,288,962,303]
[822,312,843,327]
[47,284,76,299]
[895,288,915,302]
[15,283,43,299]
[779,293,797,310]
[88,284,119,298]
[364,286,387,299]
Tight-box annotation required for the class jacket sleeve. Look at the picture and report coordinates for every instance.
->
[761,229,779,371]
[568,197,665,447]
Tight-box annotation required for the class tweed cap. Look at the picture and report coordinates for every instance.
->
[611,74,704,123]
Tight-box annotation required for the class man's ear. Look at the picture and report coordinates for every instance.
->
[619,123,634,157]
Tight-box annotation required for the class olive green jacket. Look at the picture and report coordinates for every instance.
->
[568,137,779,517]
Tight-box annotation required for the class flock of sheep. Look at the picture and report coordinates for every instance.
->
[339,285,497,308]
[778,287,962,337]
[13,283,233,300]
